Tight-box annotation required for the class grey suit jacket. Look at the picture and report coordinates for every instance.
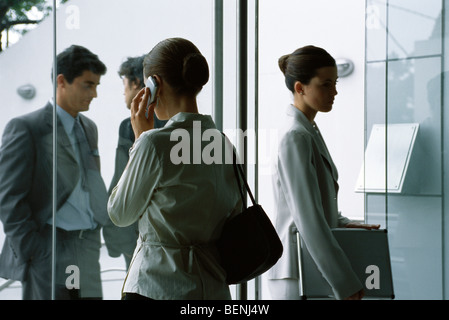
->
[269,105,362,300]
[103,117,136,260]
[0,103,109,281]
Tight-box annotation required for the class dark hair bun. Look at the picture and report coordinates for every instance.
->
[278,54,290,75]
[182,53,209,88]
[279,45,336,92]
[144,37,210,96]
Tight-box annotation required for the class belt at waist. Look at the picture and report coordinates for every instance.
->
[139,237,214,273]
[45,224,99,240]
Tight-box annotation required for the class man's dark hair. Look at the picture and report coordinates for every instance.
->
[118,55,145,88]
[52,45,107,83]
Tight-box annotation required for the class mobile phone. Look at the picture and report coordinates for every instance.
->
[145,76,158,118]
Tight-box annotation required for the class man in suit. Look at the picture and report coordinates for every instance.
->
[0,45,109,299]
[103,55,167,268]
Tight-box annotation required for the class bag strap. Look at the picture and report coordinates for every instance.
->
[227,138,257,208]
[231,150,246,203]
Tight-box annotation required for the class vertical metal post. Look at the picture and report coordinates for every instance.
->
[51,0,57,301]
[363,0,368,232]
[214,0,224,131]
[385,0,389,229]
[440,0,446,300]
[237,0,248,166]
[253,0,260,300]
[236,0,248,301]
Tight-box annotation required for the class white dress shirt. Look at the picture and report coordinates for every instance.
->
[47,105,97,230]
[108,112,242,299]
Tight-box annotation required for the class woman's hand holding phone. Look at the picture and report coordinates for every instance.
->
[130,87,155,140]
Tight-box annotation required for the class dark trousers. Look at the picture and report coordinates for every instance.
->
[21,225,102,300]
[122,293,154,300]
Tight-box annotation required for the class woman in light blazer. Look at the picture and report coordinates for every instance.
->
[268,46,379,300]
[108,38,242,300]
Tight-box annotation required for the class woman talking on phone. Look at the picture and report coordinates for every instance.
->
[108,38,242,300]
[268,45,379,300]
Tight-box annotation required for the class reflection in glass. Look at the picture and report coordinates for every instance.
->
[388,57,442,195]
[365,0,445,300]
[388,0,442,59]
[366,0,387,62]
[365,61,386,131]
[0,0,215,300]
[366,0,442,61]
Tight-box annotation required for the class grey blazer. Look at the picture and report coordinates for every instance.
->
[103,117,136,261]
[0,103,109,281]
[269,105,362,300]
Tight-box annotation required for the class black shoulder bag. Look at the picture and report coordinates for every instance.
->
[216,151,283,285]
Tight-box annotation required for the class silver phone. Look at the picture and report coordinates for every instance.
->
[145,76,158,118]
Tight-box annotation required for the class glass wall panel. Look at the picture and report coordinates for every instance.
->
[364,62,387,229]
[387,57,442,195]
[0,2,56,299]
[365,62,386,135]
[0,0,216,300]
[443,5,449,296]
[364,0,445,300]
[366,0,387,62]
[55,0,215,301]
[388,0,442,59]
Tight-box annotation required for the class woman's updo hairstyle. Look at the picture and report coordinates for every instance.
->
[143,37,209,97]
[279,45,336,93]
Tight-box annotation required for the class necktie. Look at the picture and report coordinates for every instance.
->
[72,117,110,226]
[73,118,95,189]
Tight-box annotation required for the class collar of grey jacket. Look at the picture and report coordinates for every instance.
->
[286,104,339,181]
